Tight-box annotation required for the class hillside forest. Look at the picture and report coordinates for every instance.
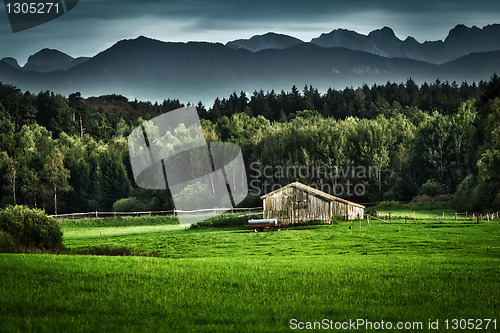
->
[0,76,499,214]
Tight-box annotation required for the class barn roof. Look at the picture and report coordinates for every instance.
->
[260,182,365,208]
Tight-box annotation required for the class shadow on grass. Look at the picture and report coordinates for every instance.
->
[1,246,160,257]
[73,247,160,257]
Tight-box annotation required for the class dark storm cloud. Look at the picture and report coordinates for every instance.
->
[66,0,499,42]
[71,0,498,21]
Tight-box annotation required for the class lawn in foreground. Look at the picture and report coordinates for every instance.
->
[1,252,498,332]
[0,217,498,332]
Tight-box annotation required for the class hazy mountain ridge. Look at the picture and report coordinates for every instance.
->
[226,32,304,52]
[0,30,499,103]
[0,57,21,69]
[1,48,90,73]
[311,24,500,64]
[2,24,499,75]
[227,24,500,64]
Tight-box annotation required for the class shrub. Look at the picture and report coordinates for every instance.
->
[433,194,453,202]
[376,201,401,210]
[113,197,141,212]
[404,199,451,210]
[452,175,476,211]
[0,230,16,253]
[0,205,63,252]
[419,180,446,197]
[411,195,433,203]
[175,182,217,210]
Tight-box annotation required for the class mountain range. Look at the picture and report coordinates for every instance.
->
[2,49,90,73]
[226,24,500,64]
[310,24,500,64]
[1,24,499,103]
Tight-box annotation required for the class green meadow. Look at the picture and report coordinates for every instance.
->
[0,212,499,332]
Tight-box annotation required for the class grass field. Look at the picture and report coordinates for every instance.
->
[0,212,499,332]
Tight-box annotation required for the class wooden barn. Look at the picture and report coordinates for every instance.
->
[261,182,364,224]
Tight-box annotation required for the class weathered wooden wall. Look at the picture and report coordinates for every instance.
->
[263,186,331,224]
[263,186,363,224]
[349,205,364,220]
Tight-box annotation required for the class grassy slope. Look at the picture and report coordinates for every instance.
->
[0,216,499,332]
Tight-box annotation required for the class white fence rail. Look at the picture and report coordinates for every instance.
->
[49,207,263,220]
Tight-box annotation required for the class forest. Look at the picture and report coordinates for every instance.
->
[0,76,499,214]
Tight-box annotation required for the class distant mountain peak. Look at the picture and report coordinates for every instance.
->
[446,24,469,38]
[120,35,161,45]
[23,48,89,73]
[226,32,304,52]
[1,57,20,69]
[445,24,482,41]
[27,48,74,66]
[372,26,396,35]
[368,26,399,40]
[404,36,419,44]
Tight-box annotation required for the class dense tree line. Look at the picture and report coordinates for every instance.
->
[199,79,484,122]
[0,76,498,214]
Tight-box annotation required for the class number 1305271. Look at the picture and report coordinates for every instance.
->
[444,319,496,330]
[5,2,60,14]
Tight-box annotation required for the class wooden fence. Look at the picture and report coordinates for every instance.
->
[374,211,499,223]
[49,207,263,220]
[50,208,498,222]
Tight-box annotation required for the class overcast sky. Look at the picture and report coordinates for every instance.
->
[1,0,499,64]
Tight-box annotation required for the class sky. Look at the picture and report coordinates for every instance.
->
[1,0,499,65]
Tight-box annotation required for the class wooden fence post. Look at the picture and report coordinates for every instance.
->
[455,212,457,221]
[442,212,445,220]
[389,213,392,223]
